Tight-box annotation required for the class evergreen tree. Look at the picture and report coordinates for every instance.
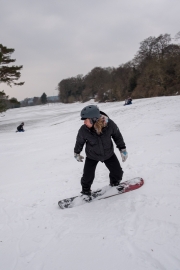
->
[0,44,24,86]
[9,97,20,108]
[0,44,24,113]
[41,93,47,104]
[0,90,8,113]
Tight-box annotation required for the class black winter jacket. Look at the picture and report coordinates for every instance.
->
[17,124,24,131]
[74,116,126,162]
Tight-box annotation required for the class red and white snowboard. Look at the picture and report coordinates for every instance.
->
[58,177,144,209]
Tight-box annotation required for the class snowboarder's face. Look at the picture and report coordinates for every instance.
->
[84,118,93,128]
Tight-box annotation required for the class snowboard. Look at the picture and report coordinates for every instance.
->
[58,177,144,209]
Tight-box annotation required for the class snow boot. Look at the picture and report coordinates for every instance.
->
[81,188,91,196]
[110,181,120,187]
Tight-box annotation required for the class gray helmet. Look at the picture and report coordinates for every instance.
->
[81,105,100,120]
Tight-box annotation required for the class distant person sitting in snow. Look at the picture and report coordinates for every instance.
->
[124,96,132,106]
[16,122,25,132]
[74,105,128,196]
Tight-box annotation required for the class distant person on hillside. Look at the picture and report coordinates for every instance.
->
[16,122,25,132]
[74,105,128,195]
[124,96,132,106]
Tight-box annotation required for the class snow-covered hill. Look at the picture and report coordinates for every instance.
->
[0,96,180,270]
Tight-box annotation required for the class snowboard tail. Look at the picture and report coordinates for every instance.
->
[58,177,144,209]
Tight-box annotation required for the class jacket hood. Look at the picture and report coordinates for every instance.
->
[100,111,108,117]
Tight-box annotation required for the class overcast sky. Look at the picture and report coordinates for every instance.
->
[0,0,179,101]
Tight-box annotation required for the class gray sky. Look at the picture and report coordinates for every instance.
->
[0,0,179,101]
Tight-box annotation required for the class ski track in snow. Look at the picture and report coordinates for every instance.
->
[0,96,180,270]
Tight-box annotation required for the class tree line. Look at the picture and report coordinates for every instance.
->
[20,93,48,107]
[1,32,180,113]
[58,33,180,103]
[20,93,60,107]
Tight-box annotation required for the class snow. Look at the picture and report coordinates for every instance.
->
[0,96,180,270]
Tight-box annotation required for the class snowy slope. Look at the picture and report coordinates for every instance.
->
[0,96,180,270]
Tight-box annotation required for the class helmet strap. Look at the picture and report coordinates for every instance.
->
[89,119,93,125]
[90,118,98,125]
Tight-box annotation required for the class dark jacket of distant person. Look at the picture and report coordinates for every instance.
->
[17,122,24,132]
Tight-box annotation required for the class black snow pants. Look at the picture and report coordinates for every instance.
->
[81,153,123,192]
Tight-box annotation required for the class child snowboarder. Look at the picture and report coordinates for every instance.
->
[74,105,128,195]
